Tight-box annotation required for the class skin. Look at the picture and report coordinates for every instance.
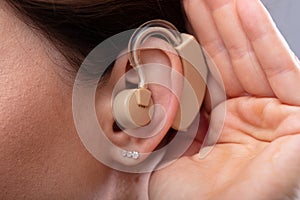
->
[0,2,148,199]
[0,1,180,198]
[149,0,300,199]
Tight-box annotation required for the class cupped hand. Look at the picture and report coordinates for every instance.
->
[149,0,300,199]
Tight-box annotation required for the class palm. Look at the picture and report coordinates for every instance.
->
[150,97,300,199]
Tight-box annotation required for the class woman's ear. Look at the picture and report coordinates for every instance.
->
[95,38,183,166]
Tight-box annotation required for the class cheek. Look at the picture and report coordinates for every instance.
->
[0,62,73,184]
[0,5,109,197]
[0,59,110,198]
[0,67,111,199]
[0,70,69,157]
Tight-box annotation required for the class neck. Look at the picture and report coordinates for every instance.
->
[105,170,151,200]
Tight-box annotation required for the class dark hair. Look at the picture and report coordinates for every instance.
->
[6,0,187,71]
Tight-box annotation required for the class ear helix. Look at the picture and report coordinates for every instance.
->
[112,19,207,131]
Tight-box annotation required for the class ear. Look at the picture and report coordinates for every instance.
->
[95,38,183,166]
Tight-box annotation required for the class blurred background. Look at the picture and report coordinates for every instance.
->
[262,0,300,57]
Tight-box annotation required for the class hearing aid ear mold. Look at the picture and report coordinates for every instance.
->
[112,19,207,131]
[113,88,154,129]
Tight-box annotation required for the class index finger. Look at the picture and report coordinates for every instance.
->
[183,0,244,97]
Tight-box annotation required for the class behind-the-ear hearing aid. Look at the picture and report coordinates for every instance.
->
[113,19,208,131]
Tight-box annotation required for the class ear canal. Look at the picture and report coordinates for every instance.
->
[113,88,154,129]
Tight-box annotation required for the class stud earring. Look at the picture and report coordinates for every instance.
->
[121,150,140,159]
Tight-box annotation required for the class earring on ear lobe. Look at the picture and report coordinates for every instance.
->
[112,19,207,131]
[121,150,140,159]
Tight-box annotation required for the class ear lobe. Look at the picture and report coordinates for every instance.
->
[95,38,183,166]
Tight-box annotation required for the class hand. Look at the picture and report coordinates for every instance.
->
[149,0,300,199]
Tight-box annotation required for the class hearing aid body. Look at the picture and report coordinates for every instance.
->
[112,20,207,131]
[172,33,207,130]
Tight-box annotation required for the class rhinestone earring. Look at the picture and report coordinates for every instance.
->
[122,150,140,160]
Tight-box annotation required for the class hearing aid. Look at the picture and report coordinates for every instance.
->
[112,19,207,131]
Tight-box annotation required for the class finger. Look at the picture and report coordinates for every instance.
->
[204,71,227,113]
[205,0,274,97]
[183,0,244,97]
[237,0,300,106]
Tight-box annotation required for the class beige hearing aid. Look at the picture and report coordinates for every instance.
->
[113,87,153,129]
[112,19,207,131]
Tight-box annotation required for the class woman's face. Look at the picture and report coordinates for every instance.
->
[0,2,110,199]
